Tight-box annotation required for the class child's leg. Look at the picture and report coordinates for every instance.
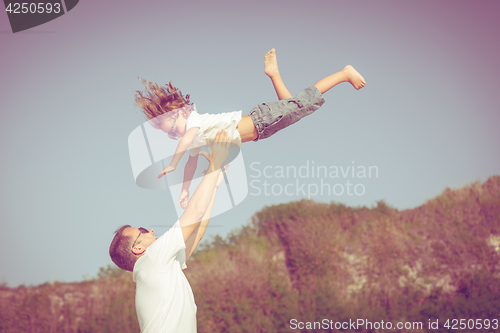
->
[265,48,366,98]
[237,49,289,142]
[244,86,324,142]
[239,49,366,143]
[264,49,292,100]
[238,116,259,142]
[314,65,366,93]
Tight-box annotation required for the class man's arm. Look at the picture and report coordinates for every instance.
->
[178,130,229,242]
[184,165,228,260]
[184,188,216,260]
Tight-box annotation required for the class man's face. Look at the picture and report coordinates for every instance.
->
[124,227,157,255]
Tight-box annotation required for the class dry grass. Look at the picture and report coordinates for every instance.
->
[1,176,499,332]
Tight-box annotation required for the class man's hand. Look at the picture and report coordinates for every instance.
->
[158,164,176,178]
[202,129,230,173]
[200,149,230,188]
[178,189,189,209]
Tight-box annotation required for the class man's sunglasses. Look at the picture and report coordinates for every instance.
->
[132,227,149,250]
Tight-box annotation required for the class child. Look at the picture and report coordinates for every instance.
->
[135,49,366,208]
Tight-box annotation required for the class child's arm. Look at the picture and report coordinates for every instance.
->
[158,127,200,178]
[178,154,199,209]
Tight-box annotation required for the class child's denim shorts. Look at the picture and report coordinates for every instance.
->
[248,86,325,141]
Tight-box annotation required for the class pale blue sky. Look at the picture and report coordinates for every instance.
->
[1,0,499,287]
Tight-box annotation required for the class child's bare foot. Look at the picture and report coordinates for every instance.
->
[343,65,366,90]
[264,48,280,78]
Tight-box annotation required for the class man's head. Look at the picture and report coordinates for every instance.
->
[134,79,192,130]
[109,226,157,272]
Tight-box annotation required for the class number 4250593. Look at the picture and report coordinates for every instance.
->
[5,3,61,14]
[444,319,498,330]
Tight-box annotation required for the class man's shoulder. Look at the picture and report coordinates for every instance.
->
[143,221,184,260]
[133,222,184,280]
[156,220,182,242]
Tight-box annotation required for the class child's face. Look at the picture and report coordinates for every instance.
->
[160,111,187,139]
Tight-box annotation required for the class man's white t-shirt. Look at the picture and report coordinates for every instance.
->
[133,221,196,333]
[186,108,243,157]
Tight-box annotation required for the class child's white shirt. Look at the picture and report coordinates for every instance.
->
[185,105,243,157]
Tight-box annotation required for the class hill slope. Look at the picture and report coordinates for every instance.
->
[1,176,499,332]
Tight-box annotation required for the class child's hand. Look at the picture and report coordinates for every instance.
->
[158,165,176,178]
[178,190,190,209]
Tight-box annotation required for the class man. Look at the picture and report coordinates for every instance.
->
[109,130,231,332]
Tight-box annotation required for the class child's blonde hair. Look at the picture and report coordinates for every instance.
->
[134,79,192,129]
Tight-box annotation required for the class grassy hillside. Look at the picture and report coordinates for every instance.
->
[2,176,499,332]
